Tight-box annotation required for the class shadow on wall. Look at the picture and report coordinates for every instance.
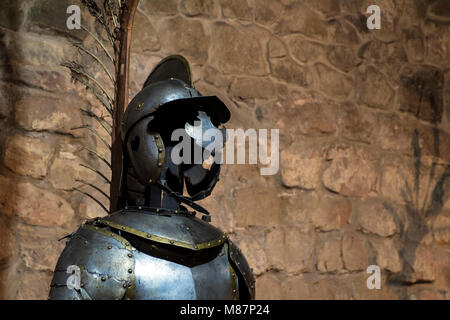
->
[388,70,450,292]
[0,4,29,299]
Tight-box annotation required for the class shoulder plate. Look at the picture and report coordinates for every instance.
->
[95,209,227,251]
[227,240,255,299]
[49,225,135,300]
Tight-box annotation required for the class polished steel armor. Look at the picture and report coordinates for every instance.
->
[49,55,255,300]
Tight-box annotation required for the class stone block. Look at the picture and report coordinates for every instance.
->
[4,134,54,179]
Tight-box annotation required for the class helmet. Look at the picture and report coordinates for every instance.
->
[121,55,230,200]
[122,56,230,143]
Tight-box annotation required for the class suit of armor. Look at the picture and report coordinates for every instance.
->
[48,56,255,300]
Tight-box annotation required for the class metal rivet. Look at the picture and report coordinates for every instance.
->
[156,208,160,213]
[233,289,236,293]
[80,282,85,287]
[107,245,112,250]
[101,276,106,281]
[208,243,211,247]
[186,227,190,231]
[125,206,128,210]
[194,245,198,249]
[146,234,152,238]
[128,269,133,274]
[157,163,162,167]
[123,283,127,288]
[84,240,88,244]
[122,227,125,230]
[169,240,174,244]
[128,253,133,258]
[138,206,142,210]
[148,179,153,183]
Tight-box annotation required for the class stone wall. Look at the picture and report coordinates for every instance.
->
[0,0,449,299]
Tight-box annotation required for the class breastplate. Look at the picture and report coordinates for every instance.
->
[48,208,254,300]
[132,244,234,299]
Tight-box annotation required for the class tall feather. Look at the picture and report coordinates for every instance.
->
[63,0,140,214]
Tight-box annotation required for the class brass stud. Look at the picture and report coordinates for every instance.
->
[107,245,112,250]
[80,282,85,288]
[128,253,133,258]
[233,289,237,293]
[122,227,125,230]
[156,208,160,213]
[128,269,133,274]
[146,234,152,238]
[157,163,162,167]
[207,243,211,247]
[186,227,190,231]
[101,276,106,281]
[194,245,198,249]
[148,179,153,183]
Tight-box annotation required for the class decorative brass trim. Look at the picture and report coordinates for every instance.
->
[226,243,239,300]
[95,219,226,251]
[227,240,255,299]
[82,224,133,251]
[151,132,165,184]
[123,273,137,300]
